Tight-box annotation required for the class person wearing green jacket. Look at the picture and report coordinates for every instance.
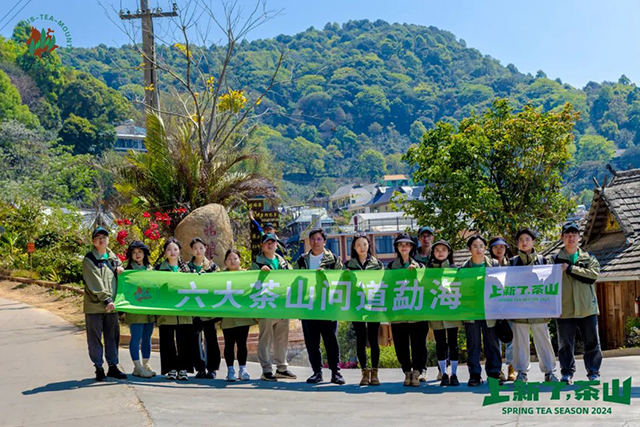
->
[427,239,462,387]
[388,233,426,387]
[295,228,345,385]
[124,240,156,378]
[155,237,194,381]
[553,222,602,384]
[83,226,128,381]
[414,226,434,265]
[509,228,558,383]
[343,233,384,386]
[251,233,297,382]
[461,235,502,387]
[220,249,257,381]
[187,237,221,380]
[489,236,515,382]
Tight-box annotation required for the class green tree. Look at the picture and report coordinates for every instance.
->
[359,149,387,182]
[574,135,616,163]
[58,114,104,155]
[403,99,578,247]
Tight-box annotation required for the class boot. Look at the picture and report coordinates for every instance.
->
[370,368,380,386]
[410,369,421,387]
[143,358,156,377]
[360,368,370,386]
[403,371,412,386]
[507,365,516,381]
[499,369,506,382]
[132,360,147,378]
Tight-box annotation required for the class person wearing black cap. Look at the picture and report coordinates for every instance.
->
[388,233,427,387]
[508,228,558,383]
[187,237,221,380]
[461,235,502,386]
[251,233,297,382]
[553,222,601,384]
[427,239,462,386]
[82,226,127,381]
[414,226,434,381]
[415,226,434,265]
[488,235,514,382]
[124,241,155,378]
[249,210,289,258]
[295,227,345,385]
[343,233,384,386]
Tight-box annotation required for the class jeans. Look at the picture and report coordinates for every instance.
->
[353,322,380,369]
[464,320,502,377]
[556,315,603,377]
[129,322,154,361]
[85,313,120,367]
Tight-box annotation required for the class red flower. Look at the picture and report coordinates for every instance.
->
[143,228,161,241]
[154,211,163,220]
[143,212,151,218]
[117,253,127,262]
[116,230,129,246]
[123,219,131,225]
[149,221,159,230]
[178,207,187,214]
[116,219,123,226]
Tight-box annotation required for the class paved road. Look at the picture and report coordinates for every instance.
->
[2,297,640,427]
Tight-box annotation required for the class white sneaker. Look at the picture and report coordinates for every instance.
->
[177,370,188,381]
[239,367,250,381]
[166,370,177,380]
[226,367,237,382]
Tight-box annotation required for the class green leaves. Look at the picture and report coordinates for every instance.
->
[403,98,579,248]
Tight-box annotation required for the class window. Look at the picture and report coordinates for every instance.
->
[375,235,394,254]
[346,237,353,254]
[326,238,340,256]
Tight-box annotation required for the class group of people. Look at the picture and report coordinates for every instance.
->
[82,220,602,388]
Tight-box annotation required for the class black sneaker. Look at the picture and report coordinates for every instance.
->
[331,371,346,385]
[275,370,297,379]
[449,374,460,386]
[306,372,323,384]
[467,375,483,387]
[195,371,207,379]
[107,365,128,380]
[440,373,450,386]
[95,366,106,381]
[260,372,278,382]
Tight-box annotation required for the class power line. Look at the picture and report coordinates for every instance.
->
[0,0,25,29]
[0,0,32,34]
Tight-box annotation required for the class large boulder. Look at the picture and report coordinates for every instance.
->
[174,204,233,267]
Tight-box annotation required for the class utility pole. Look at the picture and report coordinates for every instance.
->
[120,1,178,112]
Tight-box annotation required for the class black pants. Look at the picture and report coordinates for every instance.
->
[159,324,193,374]
[557,315,602,377]
[194,318,221,372]
[85,313,120,367]
[222,325,250,366]
[434,327,459,361]
[418,321,429,371]
[302,319,340,373]
[353,322,380,369]
[392,322,426,373]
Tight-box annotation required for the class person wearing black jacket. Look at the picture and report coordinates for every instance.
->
[295,228,345,385]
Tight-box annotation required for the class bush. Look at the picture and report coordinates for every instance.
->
[625,317,640,347]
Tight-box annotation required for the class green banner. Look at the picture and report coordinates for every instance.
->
[115,268,485,322]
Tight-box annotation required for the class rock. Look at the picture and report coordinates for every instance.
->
[174,204,233,268]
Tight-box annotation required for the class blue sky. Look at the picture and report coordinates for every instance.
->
[1,0,638,88]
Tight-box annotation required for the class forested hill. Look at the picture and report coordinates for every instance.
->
[60,19,640,201]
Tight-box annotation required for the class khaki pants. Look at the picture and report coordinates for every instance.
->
[512,322,557,374]
[258,319,290,373]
